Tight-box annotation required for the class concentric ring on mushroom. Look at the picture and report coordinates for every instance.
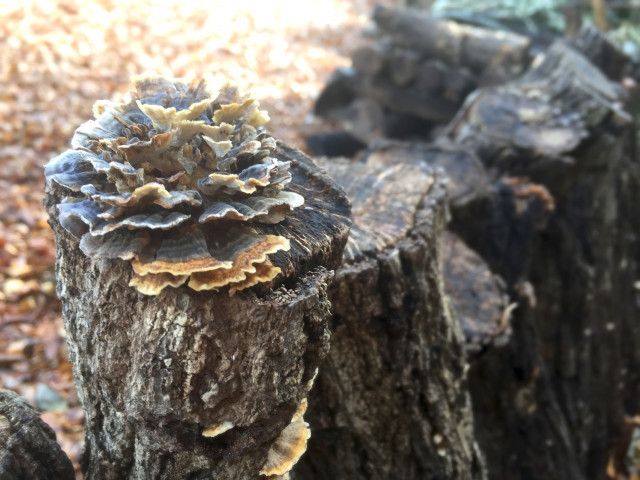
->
[45,74,304,296]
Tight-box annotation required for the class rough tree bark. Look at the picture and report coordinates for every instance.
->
[447,40,640,479]
[440,230,509,358]
[0,389,74,480]
[569,24,632,82]
[293,155,485,479]
[305,12,640,479]
[27,17,640,480]
[44,144,351,479]
[352,139,512,356]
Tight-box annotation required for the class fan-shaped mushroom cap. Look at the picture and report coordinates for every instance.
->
[260,399,311,477]
[45,74,304,295]
[128,272,188,296]
[91,211,190,236]
[213,98,270,127]
[79,230,150,260]
[136,95,216,133]
[187,234,289,291]
[227,260,281,296]
[202,421,234,439]
[44,149,108,192]
[199,192,304,224]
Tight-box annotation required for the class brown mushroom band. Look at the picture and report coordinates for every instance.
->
[45,75,303,295]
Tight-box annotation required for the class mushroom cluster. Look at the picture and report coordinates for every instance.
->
[45,75,304,295]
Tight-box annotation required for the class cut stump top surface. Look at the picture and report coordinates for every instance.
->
[317,146,507,351]
[315,156,435,263]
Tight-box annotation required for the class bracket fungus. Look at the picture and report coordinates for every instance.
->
[45,75,304,295]
[260,398,311,477]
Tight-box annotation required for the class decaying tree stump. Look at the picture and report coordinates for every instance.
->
[293,155,486,480]
[569,24,632,82]
[308,17,640,476]
[439,231,509,358]
[0,389,74,480]
[352,139,512,356]
[353,139,552,294]
[310,5,533,154]
[44,76,351,479]
[29,12,640,480]
[447,39,640,479]
[371,5,531,75]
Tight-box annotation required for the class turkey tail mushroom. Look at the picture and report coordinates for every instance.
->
[45,74,304,295]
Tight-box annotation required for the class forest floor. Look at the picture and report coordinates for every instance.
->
[0,0,392,475]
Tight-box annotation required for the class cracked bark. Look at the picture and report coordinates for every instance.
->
[0,389,74,480]
[293,156,485,480]
[447,39,640,479]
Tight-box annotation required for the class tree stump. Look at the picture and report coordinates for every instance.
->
[0,389,74,480]
[372,5,531,74]
[447,40,640,479]
[308,5,534,158]
[353,140,551,292]
[293,155,485,479]
[44,77,351,479]
[569,24,632,82]
[353,140,511,356]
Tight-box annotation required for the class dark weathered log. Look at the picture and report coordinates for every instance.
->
[381,113,434,141]
[0,389,74,480]
[305,131,366,158]
[313,67,358,120]
[440,231,509,357]
[570,23,632,81]
[355,76,459,123]
[468,294,585,480]
[351,44,389,77]
[448,176,554,289]
[447,40,640,479]
[328,98,386,144]
[366,145,551,292]
[312,69,387,145]
[312,7,530,156]
[356,138,551,304]
[442,68,476,102]
[388,48,421,86]
[45,140,351,479]
[373,5,531,74]
[294,155,484,480]
[414,60,446,95]
[357,139,504,279]
[357,140,491,209]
